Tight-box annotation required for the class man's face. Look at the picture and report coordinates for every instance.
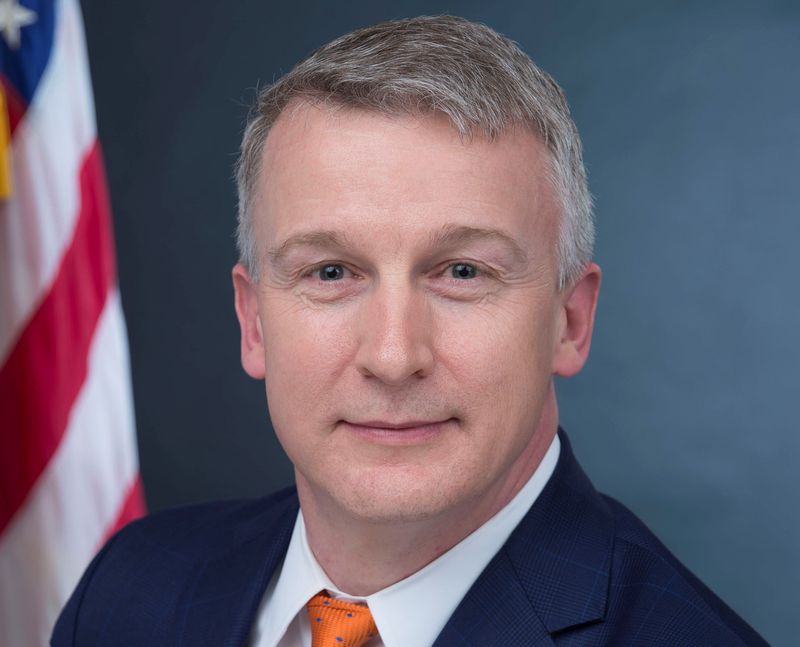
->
[234,104,598,525]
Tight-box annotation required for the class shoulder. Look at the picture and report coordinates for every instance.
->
[84,486,299,577]
[597,494,767,647]
[106,486,298,558]
[503,430,768,646]
[51,487,298,646]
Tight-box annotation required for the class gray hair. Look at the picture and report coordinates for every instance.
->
[235,15,593,289]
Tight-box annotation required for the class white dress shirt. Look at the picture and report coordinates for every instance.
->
[249,434,560,647]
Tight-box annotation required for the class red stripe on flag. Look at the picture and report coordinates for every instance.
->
[0,75,27,135]
[0,141,115,534]
[100,477,146,546]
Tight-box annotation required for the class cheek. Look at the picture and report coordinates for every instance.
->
[439,299,555,377]
[260,298,355,418]
[439,301,556,426]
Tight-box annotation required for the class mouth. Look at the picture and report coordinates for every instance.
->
[339,418,457,445]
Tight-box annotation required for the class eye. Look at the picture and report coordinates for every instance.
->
[317,264,346,281]
[450,263,478,279]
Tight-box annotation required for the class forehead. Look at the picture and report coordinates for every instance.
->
[255,102,558,250]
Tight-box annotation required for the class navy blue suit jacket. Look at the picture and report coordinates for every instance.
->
[52,431,767,646]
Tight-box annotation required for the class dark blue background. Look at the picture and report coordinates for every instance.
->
[81,1,799,644]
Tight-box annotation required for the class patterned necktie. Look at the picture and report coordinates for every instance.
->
[306,591,379,647]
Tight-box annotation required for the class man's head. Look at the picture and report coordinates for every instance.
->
[232,16,600,529]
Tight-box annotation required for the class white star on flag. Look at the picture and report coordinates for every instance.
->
[0,0,37,50]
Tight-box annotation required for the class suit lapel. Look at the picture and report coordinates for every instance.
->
[508,430,614,633]
[436,430,614,644]
[175,492,299,647]
[433,547,555,646]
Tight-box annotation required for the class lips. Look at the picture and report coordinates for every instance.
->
[339,418,455,444]
[347,419,448,430]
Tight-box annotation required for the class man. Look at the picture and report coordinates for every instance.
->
[53,15,766,647]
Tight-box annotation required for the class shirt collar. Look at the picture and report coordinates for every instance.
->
[257,433,560,647]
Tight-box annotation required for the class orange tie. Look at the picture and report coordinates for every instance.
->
[306,591,379,647]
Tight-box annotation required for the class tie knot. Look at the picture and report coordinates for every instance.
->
[306,591,378,647]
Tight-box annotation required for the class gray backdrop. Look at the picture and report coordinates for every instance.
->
[81,1,798,644]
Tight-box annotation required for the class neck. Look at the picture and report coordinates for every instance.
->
[298,388,559,596]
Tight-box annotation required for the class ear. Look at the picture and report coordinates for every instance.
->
[552,262,601,377]
[232,263,266,379]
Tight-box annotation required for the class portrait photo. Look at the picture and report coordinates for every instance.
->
[0,1,796,645]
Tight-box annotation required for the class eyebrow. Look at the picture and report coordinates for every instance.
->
[267,230,353,267]
[267,224,529,266]
[428,224,529,265]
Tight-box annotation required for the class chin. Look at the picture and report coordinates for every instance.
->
[328,463,477,525]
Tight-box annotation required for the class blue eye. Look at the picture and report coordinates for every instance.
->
[318,264,346,281]
[450,263,477,279]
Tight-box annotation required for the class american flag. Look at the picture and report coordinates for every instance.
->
[0,0,145,643]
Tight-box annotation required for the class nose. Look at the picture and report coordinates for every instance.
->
[354,281,435,385]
